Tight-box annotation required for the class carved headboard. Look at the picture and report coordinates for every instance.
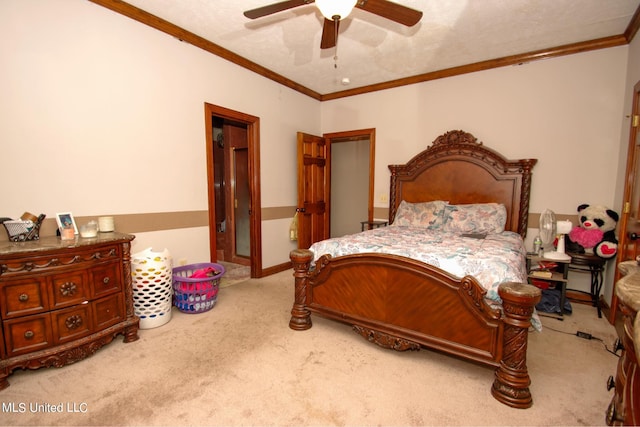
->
[388,130,537,238]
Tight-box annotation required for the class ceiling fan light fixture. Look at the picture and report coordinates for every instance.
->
[315,0,357,20]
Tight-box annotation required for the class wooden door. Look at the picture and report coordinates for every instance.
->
[297,132,330,249]
[611,81,640,324]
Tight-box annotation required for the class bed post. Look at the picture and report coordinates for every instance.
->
[492,282,541,409]
[289,249,314,331]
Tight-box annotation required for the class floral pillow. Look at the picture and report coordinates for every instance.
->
[392,200,448,229]
[442,203,507,234]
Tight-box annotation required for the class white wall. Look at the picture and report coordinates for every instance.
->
[0,0,319,267]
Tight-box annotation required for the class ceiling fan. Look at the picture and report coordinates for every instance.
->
[243,0,423,49]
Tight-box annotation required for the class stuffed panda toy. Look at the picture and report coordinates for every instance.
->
[566,204,619,259]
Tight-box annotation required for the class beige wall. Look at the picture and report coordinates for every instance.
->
[0,0,634,287]
[321,46,628,297]
[321,47,627,220]
[618,22,640,211]
[608,22,640,302]
[1,0,318,268]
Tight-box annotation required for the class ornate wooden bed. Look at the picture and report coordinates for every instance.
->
[289,130,541,409]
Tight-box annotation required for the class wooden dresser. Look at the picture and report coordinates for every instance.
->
[607,261,640,425]
[0,232,139,390]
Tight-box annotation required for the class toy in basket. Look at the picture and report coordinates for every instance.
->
[172,263,225,313]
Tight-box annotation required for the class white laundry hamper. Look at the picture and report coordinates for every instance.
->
[131,247,173,329]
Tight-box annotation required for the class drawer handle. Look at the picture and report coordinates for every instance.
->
[606,399,624,424]
[24,330,34,339]
[18,293,29,302]
[103,277,110,284]
[65,314,83,330]
[60,282,77,296]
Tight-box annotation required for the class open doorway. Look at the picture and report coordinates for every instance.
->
[205,103,262,278]
[211,118,250,265]
[329,135,372,237]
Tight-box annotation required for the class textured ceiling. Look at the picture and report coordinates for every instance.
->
[115,0,639,96]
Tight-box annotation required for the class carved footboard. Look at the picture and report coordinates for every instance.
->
[289,249,541,409]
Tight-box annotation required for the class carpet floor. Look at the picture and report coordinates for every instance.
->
[0,270,620,426]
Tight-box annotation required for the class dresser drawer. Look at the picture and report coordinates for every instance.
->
[49,271,90,309]
[1,278,48,319]
[3,313,53,357]
[90,262,122,298]
[93,293,124,330]
[52,304,92,344]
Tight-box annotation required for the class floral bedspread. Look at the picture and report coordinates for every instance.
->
[309,225,542,330]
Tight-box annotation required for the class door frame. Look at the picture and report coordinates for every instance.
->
[205,103,262,278]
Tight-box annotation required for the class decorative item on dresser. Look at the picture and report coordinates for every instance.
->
[607,260,640,425]
[0,232,139,390]
[290,130,541,408]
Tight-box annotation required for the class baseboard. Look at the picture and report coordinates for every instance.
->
[261,261,292,277]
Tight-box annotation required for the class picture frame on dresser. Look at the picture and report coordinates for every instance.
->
[55,212,78,234]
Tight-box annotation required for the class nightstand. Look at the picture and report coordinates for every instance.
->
[566,252,607,318]
[526,254,571,319]
[360,220,388,231]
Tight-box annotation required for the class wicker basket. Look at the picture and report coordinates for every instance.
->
[1,214,45,242]
[172,263,225,314]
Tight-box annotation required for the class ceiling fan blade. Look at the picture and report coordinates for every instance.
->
[244,0,312,19]
[320,18,339,49]
[356,0,422,26]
